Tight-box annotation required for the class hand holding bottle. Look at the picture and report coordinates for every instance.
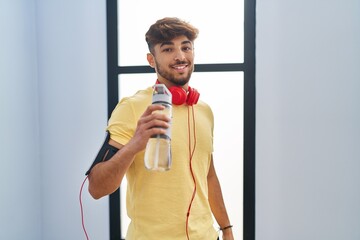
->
[126,104,171,155]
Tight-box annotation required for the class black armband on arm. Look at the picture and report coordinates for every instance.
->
[85,131,119,175]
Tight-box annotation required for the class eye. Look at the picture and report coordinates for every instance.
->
[182,46,193,52]
[162,48,173,53]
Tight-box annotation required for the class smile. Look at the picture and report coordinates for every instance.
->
[172,64,188,70]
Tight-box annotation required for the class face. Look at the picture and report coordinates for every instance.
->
[147,36,195,88]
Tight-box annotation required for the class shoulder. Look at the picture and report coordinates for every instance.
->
[193,100,214,125]
[196,100,213,115]
[109,87,152,121]
[119,87,153,106]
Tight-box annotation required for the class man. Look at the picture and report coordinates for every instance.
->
[87,17,234,240]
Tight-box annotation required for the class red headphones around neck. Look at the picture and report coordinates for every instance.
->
[156,80,200,106]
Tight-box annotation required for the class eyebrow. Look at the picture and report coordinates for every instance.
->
[160,40,192,48]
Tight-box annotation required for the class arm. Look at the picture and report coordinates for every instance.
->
[208,155,234,240]
[88,104,170,199]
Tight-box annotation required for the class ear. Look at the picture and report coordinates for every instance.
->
[147,53,155,68]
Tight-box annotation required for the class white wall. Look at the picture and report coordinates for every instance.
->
[35,0,109,239]
[0,1,42,239]
[256,0,360,240]
[1,0,109,239]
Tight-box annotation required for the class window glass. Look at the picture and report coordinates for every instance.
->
[118,0,244,65]
[119,72,243,239]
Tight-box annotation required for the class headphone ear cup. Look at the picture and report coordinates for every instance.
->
[186,87,200,105]
[169,86,187,105]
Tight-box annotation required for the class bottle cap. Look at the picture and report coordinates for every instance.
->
[152,84,172,104]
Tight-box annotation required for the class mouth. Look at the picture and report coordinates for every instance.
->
[171,64,188,72]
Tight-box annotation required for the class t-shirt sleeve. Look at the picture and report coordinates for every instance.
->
[106,97,136,145]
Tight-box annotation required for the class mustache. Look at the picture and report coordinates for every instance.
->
[173,60,189,65]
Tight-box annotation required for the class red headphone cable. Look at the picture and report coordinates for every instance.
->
[186,105,197,240]
[79,176,90,240]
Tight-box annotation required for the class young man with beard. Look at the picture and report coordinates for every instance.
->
[87,17,234,240]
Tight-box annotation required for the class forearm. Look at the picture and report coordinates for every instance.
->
[88,143,136,199]
[208,173,231,228]
[208,158,234,239]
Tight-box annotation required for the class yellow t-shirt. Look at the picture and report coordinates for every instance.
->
[107,87,218,240]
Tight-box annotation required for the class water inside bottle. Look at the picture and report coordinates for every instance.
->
[144,136,172,171]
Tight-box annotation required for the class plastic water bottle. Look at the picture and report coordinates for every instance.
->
[144,84,172,171]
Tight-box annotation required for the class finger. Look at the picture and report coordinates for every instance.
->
[138,111,171,127]
[141,104,165,117]
[146,126,168,137]
[137,118,170,135]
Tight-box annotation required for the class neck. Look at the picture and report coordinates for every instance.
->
[156,79,189,91]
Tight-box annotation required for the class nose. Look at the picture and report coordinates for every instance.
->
[173,48,186,61]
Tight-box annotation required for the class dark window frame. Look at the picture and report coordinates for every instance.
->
[105,1,255,239]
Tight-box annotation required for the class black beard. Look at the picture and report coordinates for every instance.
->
[155,60,193,86]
